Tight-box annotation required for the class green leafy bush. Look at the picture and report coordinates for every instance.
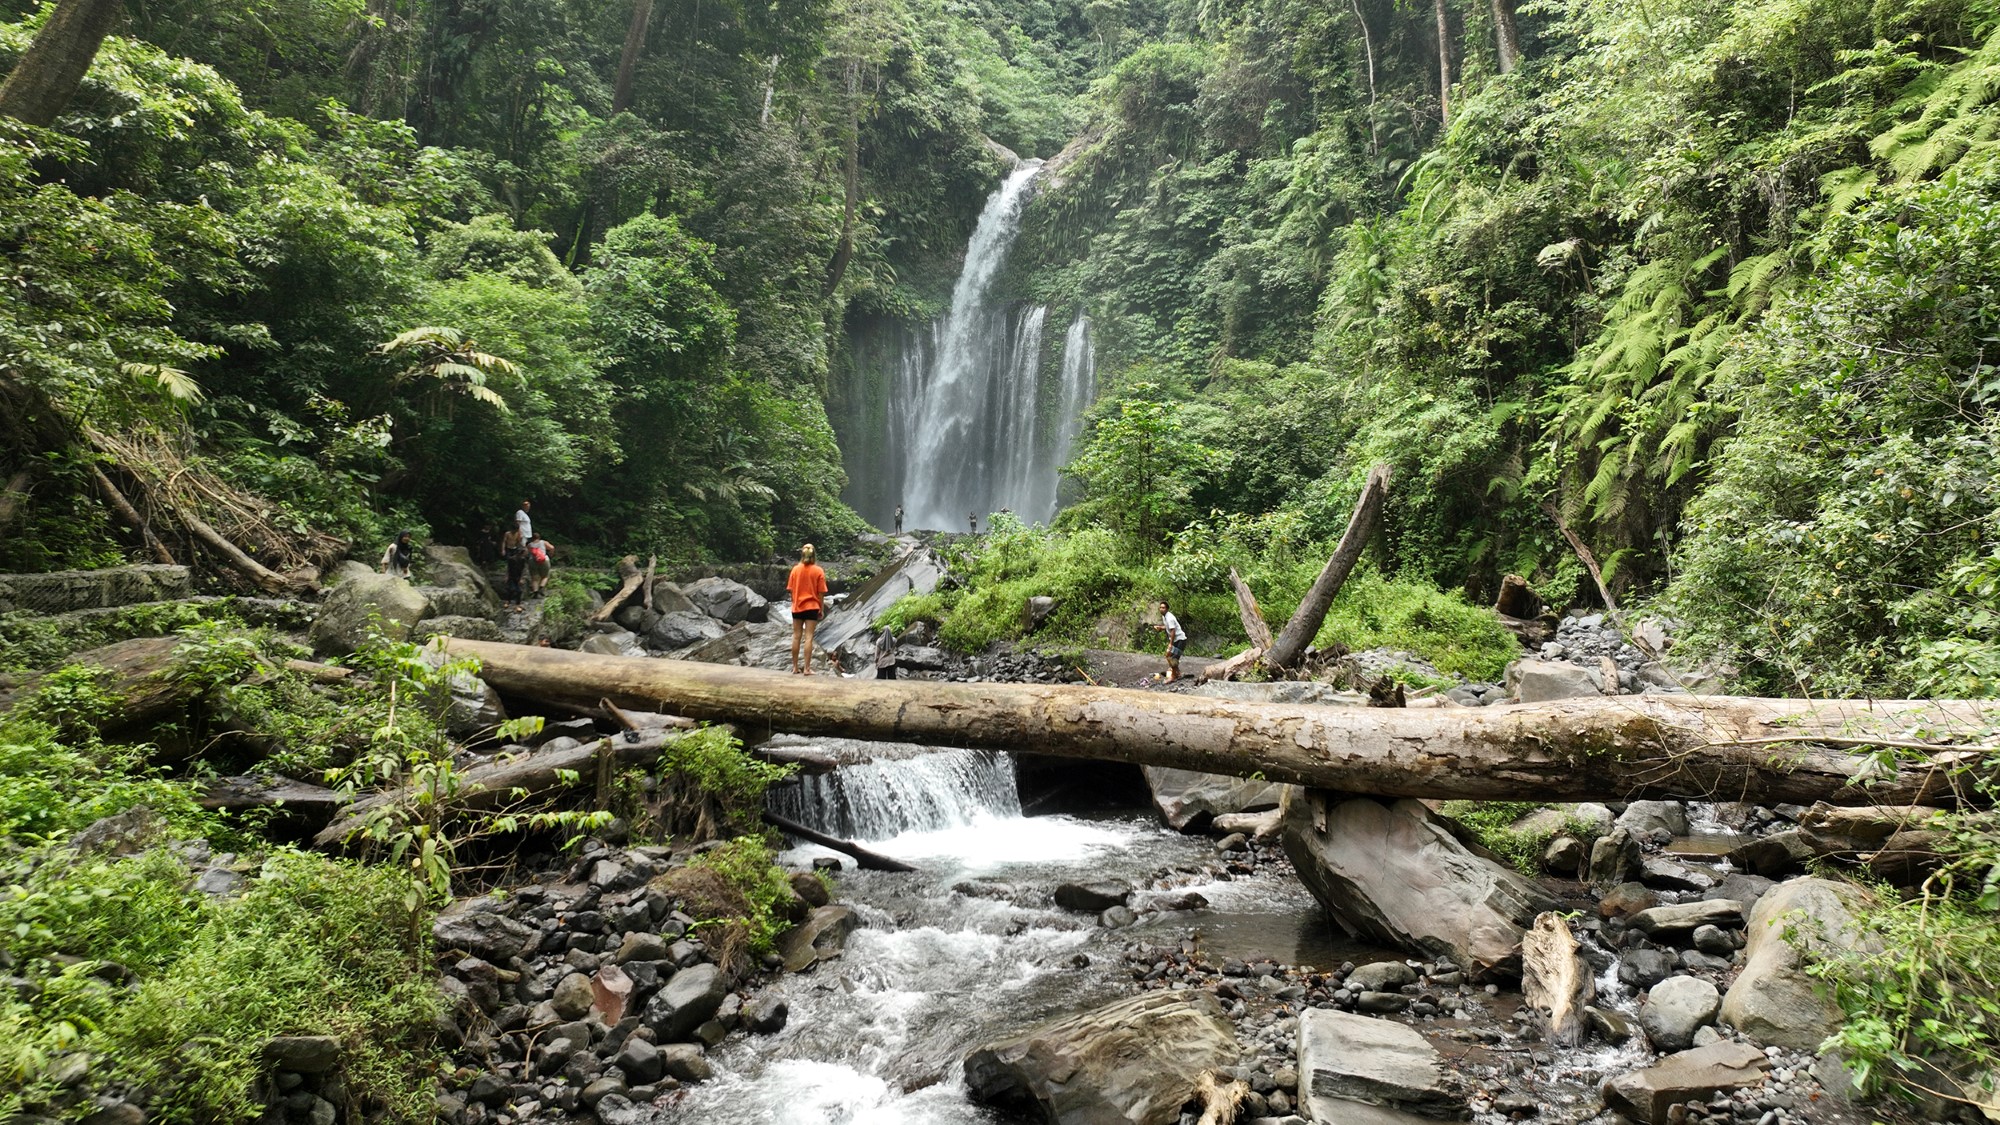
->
[0,848,439,1124]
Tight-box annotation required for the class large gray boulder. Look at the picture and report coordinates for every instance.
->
[1506,658,1604,702]
[580,630,646,657]
[649,579,698,615]
[1641,975,1721,1051]
[1283,792,1558,980]
[310,573,431,656]
[964,990,1239,1125]
[1143,766,1291,831]
[423,545,501,605]
[1720,877,1867,1049]
[643,963,728,1041]
[682,576,768,624]
[1629,899,1744,941]
[1297,1008,1469,1121]
[646,611,727,651]
[1617,800,1690,838]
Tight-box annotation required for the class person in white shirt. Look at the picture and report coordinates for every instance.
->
[1151,600,1188,683]
[514,499,533,543]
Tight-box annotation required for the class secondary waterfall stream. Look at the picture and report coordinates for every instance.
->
[837,163,1098,530]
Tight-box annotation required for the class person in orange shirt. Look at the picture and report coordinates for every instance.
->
[787,543,829,675]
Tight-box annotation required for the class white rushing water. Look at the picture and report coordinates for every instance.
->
[886,163,1096,529]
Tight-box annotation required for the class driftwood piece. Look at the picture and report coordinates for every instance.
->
[195,775,348,830]
[89,464,176,565]
[283,658,353,684]
[1545,503,1657,659]
[313,729,678,848]
[592,555,645,622]
[182,510,304,594]
[1192,1069,1251,1125]
[1266,463,1391,670]
[761,808,917,872]
[443,638,1999,807]
[0,635,190,727]
[1229,567,1274,651]
[1197,646,1266,684]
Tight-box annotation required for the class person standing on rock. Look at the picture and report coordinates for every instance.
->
[1150,600,1188,684]
[500,526,527,611]
[379,530,415,579]
[514,499,533,544]
[874,625,899,680]
[788,543,828,675]
[968,511,979,535]
[894,504,904,534]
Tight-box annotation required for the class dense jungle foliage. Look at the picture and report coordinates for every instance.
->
[3,0,1996,692]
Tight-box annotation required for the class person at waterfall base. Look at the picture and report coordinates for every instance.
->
[379,531,415,579]
[894,504,904,534]
[788,544,829,675]
[500,526,526,610]
[1151,600,1188,683]
[968,511,979,535]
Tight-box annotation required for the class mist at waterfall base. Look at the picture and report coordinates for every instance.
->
[662,743,1372,1124]
[834,163,1098,531]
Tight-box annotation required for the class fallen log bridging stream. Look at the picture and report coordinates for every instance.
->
[445,638,2000,807]
[760,809,917,872]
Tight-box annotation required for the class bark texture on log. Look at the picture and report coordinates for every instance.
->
[314,730,676,847]
[0,636,190,729]
[1267,463,1390,670]
[1229,567,1274,651]
[445,638,1995,807]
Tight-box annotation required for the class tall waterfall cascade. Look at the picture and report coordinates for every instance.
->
[839,161,1098,530]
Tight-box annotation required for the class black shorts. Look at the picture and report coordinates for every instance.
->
[794,608,822,621]
[1168,639,1187,658]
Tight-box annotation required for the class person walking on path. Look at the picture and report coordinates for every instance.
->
[893,504,904,534]
[379,530,415,579]
[500,526,526,610]
[1150,600,1188,683]
[514,499,533,544]
[526,533,552,597]
[787,543,829,675]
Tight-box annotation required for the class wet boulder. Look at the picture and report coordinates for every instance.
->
[964,989,1240,1125]
[643,963,728,1041]
[1054,881,1131,913]
[1282,791,1558,980]
[1506,658,1603,702]
[648,579,698,615]
[776,904,858,972]
[1142,766,1290,831]
[646,611,727,652]
[1629,899,1743,942]
[683,576,768,624]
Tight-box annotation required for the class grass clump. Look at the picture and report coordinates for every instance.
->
[1313,571,1519,682]
[1437,801,1600,874]
[658,835,798,972]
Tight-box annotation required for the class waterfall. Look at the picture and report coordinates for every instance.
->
[767,749,1020,842]
[860,161,1094,530]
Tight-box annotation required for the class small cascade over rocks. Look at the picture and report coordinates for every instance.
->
[766,747,1020,841]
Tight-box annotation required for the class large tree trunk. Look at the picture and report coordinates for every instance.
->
[0,0,125,128]
[1434,0,1455,126]
[823,59,862,297]
[1491,0,1522,74]
[611,0,653,114]
[445,638,1994,807]
[1265,463,1390,670]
